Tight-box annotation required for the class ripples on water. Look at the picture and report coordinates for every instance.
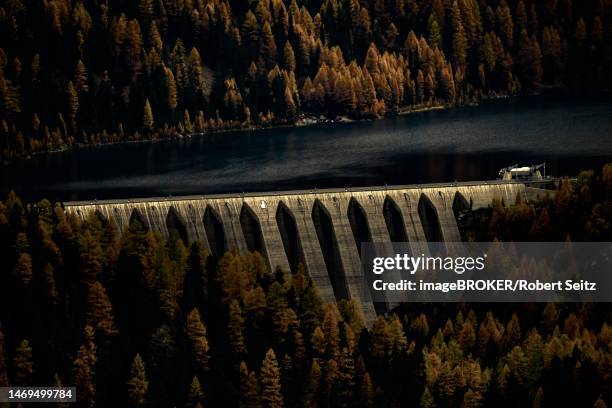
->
[2,96,612,201]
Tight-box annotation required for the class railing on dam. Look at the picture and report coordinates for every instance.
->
[64,181,526,324]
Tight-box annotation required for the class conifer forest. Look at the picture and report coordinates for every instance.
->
[1,160,612,407]
[1,0,612,407]
[0,0,611,160]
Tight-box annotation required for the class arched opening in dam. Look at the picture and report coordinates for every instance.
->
[204,206,226,257]
[94,209,108,224]
[418,194,443,242]
[383,196,408,243]
[452,192,470,218]
[129,208,148,231]
[453,192,472,241]
[312,200,348,300]
[240,203,267,259]
[276,201,304,274]
[166,206,189,244]
[347,197,372,257]
[348,197,388,315]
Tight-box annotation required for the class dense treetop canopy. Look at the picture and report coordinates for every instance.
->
[0,0,610,159]
[0,165,612,406]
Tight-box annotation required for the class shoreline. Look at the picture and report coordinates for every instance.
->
[3,91,608,165]
[1,102,468,165]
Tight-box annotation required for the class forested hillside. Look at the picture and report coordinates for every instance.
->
[0,0,610,159]
[0,167,612,407]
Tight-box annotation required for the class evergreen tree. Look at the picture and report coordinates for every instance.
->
[594,395,608,408]
[260,349,283,408]
[74,61,89,93]
[86,281,118,336]
[450,1,469,69]
[143,99,154,131]
[127,354,149,407]
[13,339,32,384]
[282,42,296,72]
[428,14,442,49]
[187,376,205,408]
[73,327,96,407]
[240,361,261,408]
[228,300,247,355]
[421,386,436,408]
[337,347,355,405]
[186,308,210,371]
[532,386,544,408]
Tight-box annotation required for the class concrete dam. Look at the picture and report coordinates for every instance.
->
[64,181,526,323]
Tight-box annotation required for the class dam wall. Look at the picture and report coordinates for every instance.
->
[64,181,525,324]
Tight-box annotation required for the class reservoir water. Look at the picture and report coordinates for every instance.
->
[1,96,611,202]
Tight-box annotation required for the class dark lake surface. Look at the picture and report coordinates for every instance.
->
[2,96,612,202]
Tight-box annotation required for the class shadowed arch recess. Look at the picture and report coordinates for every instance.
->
[312,200,348,300]
[347,197,373,257]
[240,203,267,258]
[452,191,471,219]
[383,196,409,243]
[166,206,189,244]
[276,201,305,274]
[129,208,148,230]
[418,193,443,242]
[204,206,226,257]
[348,197,388,315]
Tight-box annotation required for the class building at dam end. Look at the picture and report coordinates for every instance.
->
[64,181,527,324]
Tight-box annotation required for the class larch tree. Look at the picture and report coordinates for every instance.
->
[74,60,89,93]
[370,316,390,358]
[138,0,154,20]
[282,42,296,72]
[187,376,205,408]
[306,359,322,400]
[311,326,326,358]
[260,348,283,408]
[532,386,544,408]
[420,386,435,408]
[164,67,178,112]
[54,373,70,408]
[73,327,96,407]
[428,14,442,49]
[594,395,608,408]
[506,313,522,347]
[86,280,118,336]
[451,0,469,69]
[322,304,340,359]
[127,353,149,407]
[239,361,261,408]
[148,21,163,51]
[12,251,32,287]
[323,358,339,399]
[13,339,33,385]
[496,0,514,47]
[516,1,527,32]
[186,308,210,371]
[228,300,247,356]
[359,372,374,407]
[259,23,277,70]
[462,388,483,408]
[143,98,154,131]
[337,347,355,405]
[43,263,59,304]
[65,81,79,130]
